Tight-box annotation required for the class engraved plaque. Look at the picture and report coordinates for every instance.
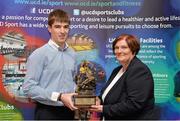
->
[73,95,96,107]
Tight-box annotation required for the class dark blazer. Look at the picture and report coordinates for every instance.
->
[100,56,156,120]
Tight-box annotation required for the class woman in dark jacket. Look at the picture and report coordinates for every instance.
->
[90,34,156,120]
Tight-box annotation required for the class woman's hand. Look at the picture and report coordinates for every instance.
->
[88,97,103,113]
[90,105,103,112]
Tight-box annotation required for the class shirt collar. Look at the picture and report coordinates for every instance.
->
[48,39,69,51]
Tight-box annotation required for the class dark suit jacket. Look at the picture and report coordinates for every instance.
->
[100,56,156,120]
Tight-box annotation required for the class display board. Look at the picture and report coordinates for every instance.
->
[0,0,179,120]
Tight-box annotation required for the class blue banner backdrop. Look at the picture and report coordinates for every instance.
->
[0,0,179,120]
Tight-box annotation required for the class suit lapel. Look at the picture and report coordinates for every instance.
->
[100,66,122,97]
[100,57,138,102]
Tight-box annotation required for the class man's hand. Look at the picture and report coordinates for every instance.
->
[60,93,78,110]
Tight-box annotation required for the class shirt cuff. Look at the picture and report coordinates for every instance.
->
[51,92,60,101]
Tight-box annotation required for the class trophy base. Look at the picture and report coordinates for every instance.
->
[73,95,96,108]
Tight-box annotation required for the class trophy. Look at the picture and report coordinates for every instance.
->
[74,60,96,107]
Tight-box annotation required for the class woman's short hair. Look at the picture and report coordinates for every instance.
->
[48,9,70,27]
[112,34,140,55]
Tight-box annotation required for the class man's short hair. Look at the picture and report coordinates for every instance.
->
[48,9,70,27]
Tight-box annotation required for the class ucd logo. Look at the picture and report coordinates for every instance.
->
[38,9,54,14]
